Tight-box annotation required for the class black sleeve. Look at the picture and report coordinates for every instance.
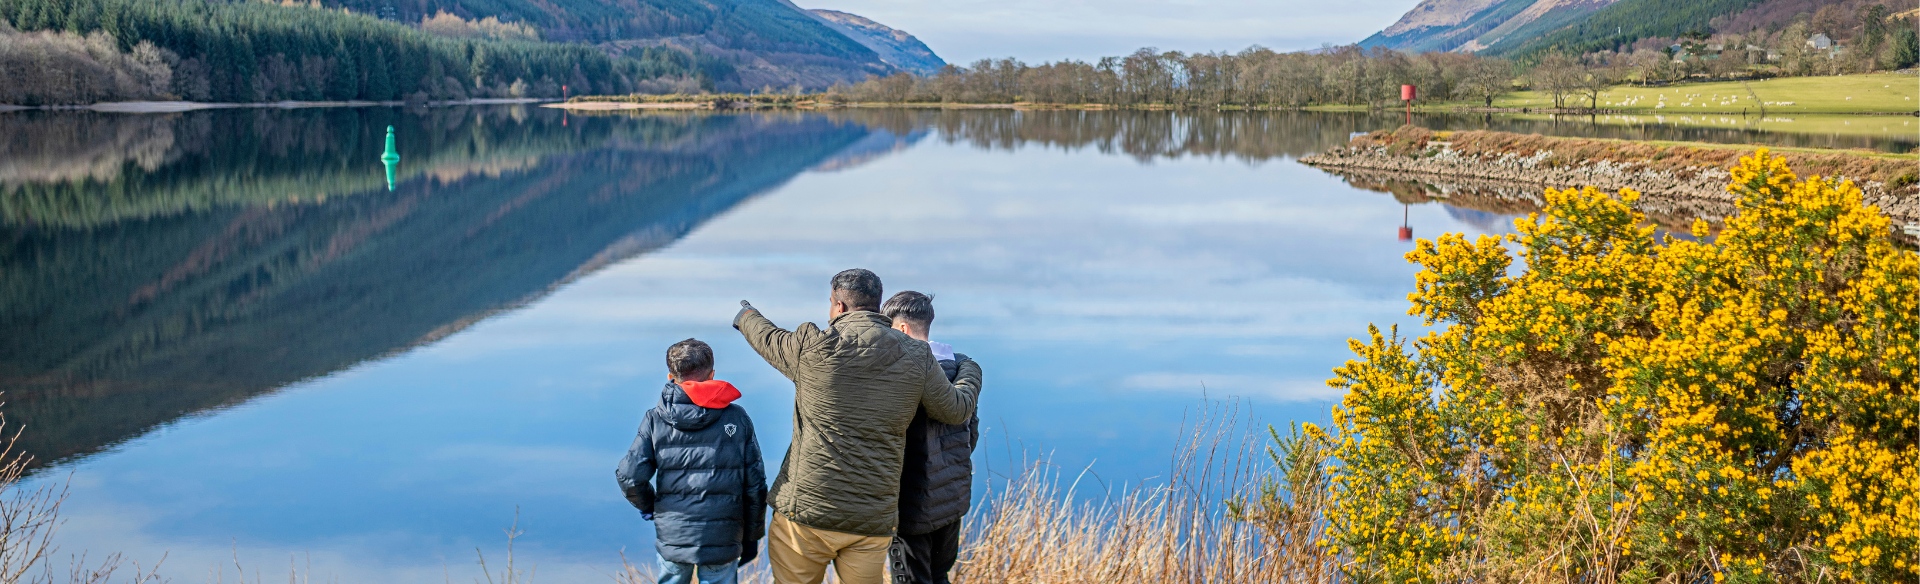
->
[615,413,658,515]
[741,414,768,543]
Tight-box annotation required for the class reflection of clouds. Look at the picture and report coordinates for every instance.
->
[602,146,1423,327]
[443,138,1487,404]
[1120,372,1341,402]
[50,499,620,583]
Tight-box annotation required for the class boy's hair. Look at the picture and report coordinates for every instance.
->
[666,338,714,378]
[881,291,935,329]
[831,268,883,311]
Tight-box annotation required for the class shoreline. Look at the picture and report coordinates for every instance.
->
[0,98,553,114]
[541,101,705,111]
[1300,128,1920,242]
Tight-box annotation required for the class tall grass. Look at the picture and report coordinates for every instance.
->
[952,404,1332,584]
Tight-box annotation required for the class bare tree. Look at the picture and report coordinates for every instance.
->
[1530,52,1581,109]
[1576,60,1616,110]
[1460,58,1513,107]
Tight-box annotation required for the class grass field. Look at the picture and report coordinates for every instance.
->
[1492,72,1919,114]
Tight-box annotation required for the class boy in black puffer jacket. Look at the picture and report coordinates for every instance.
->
[881,292,978,584]
[618,338,768,584]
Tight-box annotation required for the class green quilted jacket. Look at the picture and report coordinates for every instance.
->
[735,308,983,536]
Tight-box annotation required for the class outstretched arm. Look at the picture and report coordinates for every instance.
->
[734,301,808,380]
[920,356,982,425]
[614,416,657,516]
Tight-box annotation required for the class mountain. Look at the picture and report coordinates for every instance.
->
[1359,0,1816,57]
[324,0,894,89]
[808,9,947,75]
[1491,0,1771,57]
[1359,0,1622,53]
[0,0,913,104]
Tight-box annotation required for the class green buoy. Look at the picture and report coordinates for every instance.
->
[380,125,400,191]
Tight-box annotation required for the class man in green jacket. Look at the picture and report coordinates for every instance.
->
[734,269,983,584]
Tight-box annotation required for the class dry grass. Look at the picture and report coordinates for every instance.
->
[950,405,1332,584]
[0,410,164,584]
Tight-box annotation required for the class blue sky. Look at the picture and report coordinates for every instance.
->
[803,0,1416,64]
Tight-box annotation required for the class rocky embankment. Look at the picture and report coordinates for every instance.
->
[1301,126,1920,240]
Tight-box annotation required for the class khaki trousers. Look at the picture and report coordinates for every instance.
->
[768,512,892,584]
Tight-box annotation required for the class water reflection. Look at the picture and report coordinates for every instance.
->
[1,108,878,468]
[810,109,1916,159]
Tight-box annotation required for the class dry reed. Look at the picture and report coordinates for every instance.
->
[951,403,1333,584]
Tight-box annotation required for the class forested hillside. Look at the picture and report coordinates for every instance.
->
[1360,0,1619,53]
[0,0,917,103]
[321,0,893,89]
[0,0,693,104]
[1489,0,1767,56]
[1364,0,1915,63]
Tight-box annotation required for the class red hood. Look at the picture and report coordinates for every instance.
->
[679,379,742,409]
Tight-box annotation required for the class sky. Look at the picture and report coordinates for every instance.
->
[803,0,1417,65]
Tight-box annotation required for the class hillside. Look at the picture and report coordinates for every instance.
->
[0,0,918,104]
[1489,0,1769,56]
[0,0,675,104]
[1362,0,1920,57]
[325,0,893,89]
[1359,0,1622,53]
[809,9,946,75]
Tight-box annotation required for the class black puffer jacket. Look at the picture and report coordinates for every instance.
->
[616,382,768,566]
[898,355,979,535]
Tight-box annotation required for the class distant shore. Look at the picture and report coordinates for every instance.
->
[541,101,705,111]
[1301,126,1920,243]
[0,98,552,114]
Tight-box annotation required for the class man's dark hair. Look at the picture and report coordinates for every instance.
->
[666,338,714,378]
[881,290,935,328]
[831,268,883,311]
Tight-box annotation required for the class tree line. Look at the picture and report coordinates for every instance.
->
[825,46,1518,108]
[0,0,706,104]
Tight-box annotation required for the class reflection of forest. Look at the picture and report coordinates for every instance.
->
[0,109,872,469]
[0,106,595,228]
[818,109,1915,161]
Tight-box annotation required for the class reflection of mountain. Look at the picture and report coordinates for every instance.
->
[0,107,595,228]
[812,109,1397,163]
[810,127,930,172]
[0,109,872,468]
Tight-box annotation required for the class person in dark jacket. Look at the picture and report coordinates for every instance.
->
[617,338,768,584]
[879,291,976,584]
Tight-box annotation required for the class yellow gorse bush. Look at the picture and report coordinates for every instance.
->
[1313,149,1918,583]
